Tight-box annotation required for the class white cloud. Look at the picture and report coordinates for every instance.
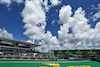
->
[41,31,59,45]
[50,0,61,6]
[93,22,100,47]
[42,0,62,12]
[91,3,100,10]
[97,3,100,9]
[90,3,100,21]
[0,28,13,39]
[22,0,46,41]
[62,43,75,50]
[0,0,11,6]
[92,10,100,21]
[36,44,62,52]
[91,4,95,10]
[59,5,73,24]
[26,40,34,43]
[58,5,100,49]
[51,20,55,25]
[43,0,51,12]
[13,0,24,4]
[0,0,24,6]
[36,45,49,52]
[95,43,100,47]
[36,31,60,52]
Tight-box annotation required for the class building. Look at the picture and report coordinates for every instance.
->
[0,37,41,58]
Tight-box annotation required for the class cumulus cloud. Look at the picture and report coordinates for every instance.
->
[93,22,100,46]
[36,44,61,52]
[50,0,61,6]
[58,5,100,50]
[43,0,51,12]
[22,0,46,41]
[0,28,13,39]
[59,5,73,24]
[21,1,100,52]
[0,0,24,6]
[21,0,62,52]
[36,45,49,52]
[39,31,59,45]
[34,31,60,52]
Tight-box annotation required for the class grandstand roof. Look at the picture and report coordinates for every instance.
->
[0,37,41,47]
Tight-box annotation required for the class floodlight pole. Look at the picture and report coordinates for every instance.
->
[82,40,84,49]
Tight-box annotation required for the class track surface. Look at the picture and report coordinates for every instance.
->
[0,61,100,67]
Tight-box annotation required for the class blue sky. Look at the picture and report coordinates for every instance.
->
[0,0,100,52]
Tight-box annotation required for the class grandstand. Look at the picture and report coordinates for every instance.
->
[0,37,44,60]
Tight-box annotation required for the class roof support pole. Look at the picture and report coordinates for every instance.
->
[3,50,5,56]
[13,43,17,57]
[33,45,35,51]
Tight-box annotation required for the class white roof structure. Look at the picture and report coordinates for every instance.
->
[0,37,41,47]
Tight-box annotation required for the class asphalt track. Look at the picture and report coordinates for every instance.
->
[0,60,100,67]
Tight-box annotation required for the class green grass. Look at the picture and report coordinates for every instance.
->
[0,61,100,67]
